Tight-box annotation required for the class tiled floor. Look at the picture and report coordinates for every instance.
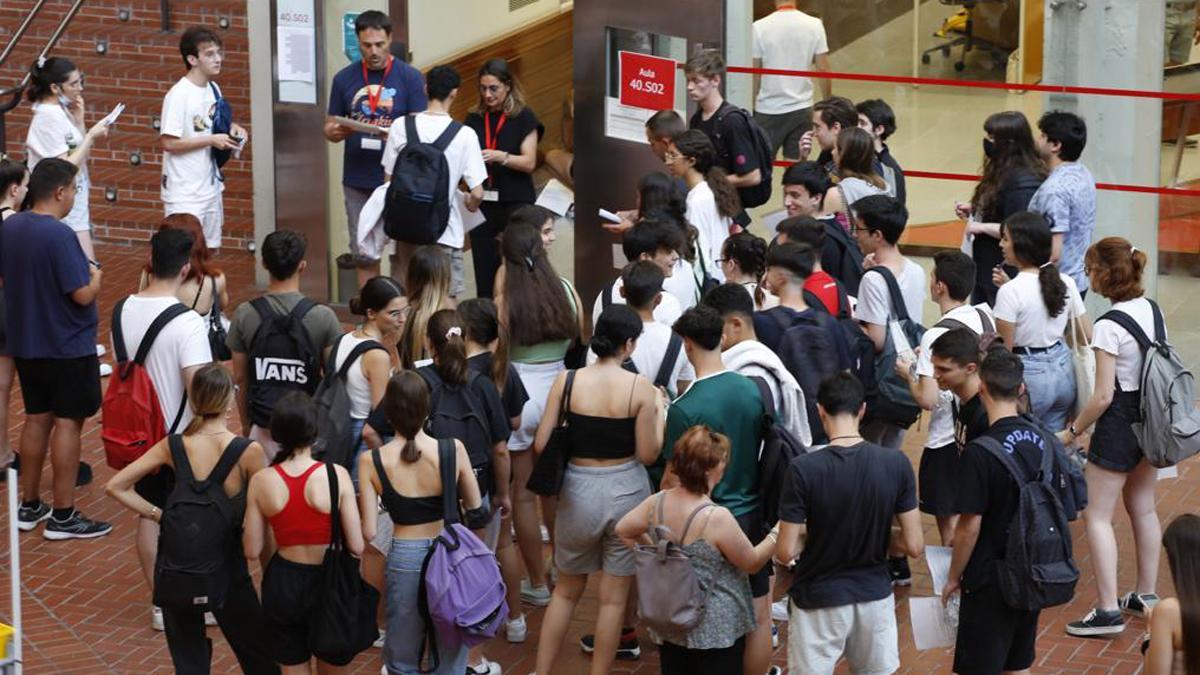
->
[0,244,1195,674]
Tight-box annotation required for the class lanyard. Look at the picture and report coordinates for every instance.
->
[362,56,394,117]
[484,112,508,151]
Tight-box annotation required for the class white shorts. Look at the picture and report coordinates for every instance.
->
[788,594,899,675]
[508,360,565,451]
[165,196,224,249]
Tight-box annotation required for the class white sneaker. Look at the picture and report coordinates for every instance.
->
[95,344,106,357]
[771,598,790,622]
[506,614,527,643]
[151,605,164,631]
[204,612,217,626]
[99,363,113,378]
[373,629,385,649]
[466,658,501,675]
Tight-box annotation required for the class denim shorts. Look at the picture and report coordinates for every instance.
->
[1017,341,1076,433]
[384,538,468,674]
[1089,388,1144,473]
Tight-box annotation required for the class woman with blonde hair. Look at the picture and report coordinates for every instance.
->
[397,245,455,369]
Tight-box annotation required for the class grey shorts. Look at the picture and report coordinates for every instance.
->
[555,460,652,577]
[754,108,813,160]
[1166,4,1197,64]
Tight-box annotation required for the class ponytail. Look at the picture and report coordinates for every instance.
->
[1002,212,1066,317]
[1037,263,1068,318]
[27,57,76,103]
[427,309,469,386]
[382,372,430,464]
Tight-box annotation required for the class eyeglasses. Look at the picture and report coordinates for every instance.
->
[479,84,504,94]
[663,151,682,162]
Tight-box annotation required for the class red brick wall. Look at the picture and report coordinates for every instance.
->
[0,0,253,250]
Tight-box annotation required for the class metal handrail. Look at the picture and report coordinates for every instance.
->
[0,0,49,72]
[0,0,88,148]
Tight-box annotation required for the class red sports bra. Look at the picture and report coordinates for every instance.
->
[267,463,332,547]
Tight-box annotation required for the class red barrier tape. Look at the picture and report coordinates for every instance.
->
[726,65,1200,102]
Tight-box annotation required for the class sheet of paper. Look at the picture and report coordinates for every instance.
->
[612,243,628,270]
[889,320,915,359]
[925,546,952,596]
[455,191,487,234]
[277,25,316,83]
[910,596,956,650]
[331,115,387,136]
[599,208,623,223]
[1159,465,1179,480]
[99,102,125,127]
[759,208,788,233]
[535,179,575,216]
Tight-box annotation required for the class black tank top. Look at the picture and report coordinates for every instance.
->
[372,449,443,525]
[566,376,638,460]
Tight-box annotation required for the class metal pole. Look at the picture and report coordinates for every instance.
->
[160,0,172,32]
[0,0,49,71]
[6,467,21,675]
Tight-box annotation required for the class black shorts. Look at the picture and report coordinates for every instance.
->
[918,443,960,517]
[134,467,175,509]
[15,355,101,418]
[953,581,1039,674]
[734,508,771,598]
[1089,389,1144,473]
[262,555,355,666]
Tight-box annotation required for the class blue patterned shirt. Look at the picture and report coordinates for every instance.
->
[1028,162,1097,292]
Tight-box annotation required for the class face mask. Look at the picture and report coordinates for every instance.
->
[983,138,996,159]
[57,93,72,108]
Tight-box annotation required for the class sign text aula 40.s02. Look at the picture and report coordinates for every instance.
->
[619,51,676,111]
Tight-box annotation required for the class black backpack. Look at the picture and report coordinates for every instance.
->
[862,267,926,429]
[383,115,462,245]
[973,434,1079,611]
[822,217,865,296]
[247,297,322,429]
[153,435,250,612]
[417,366,495,496]
[749,377,807,526]
[313,334,386,469]
[1017,413,1088,521]
[708,103,774,208]
[803,283,877,401]
[772,310,843,443]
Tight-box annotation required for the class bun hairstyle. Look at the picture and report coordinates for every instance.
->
[590,304,642,359]
[1085,237,1147,303]
[269,392,320,465]
[672,129,742,219]
[1002,211,1067,318]
[350,275,405,316]
[27,56,77,102]
[382,371,431,463]
[427,309,469,386]
[183,364,234,434]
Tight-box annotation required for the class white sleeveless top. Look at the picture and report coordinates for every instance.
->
[334,333,377,419]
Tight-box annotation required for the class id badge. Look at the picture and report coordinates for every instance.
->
[482,190,500,202]
[361,137,382,151]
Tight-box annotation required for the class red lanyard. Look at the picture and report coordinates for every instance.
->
[776,3,797,9]
[483,112,507,151]
[362,56,394,117]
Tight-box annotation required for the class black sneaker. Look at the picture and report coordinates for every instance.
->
[16,502,51,531]
[580,628,640,660]
[43,510,113,541]
[1066,608,1125,637]
[889,557,912,587]
[1118,591,1160,618]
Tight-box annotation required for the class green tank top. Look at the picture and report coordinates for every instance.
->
[510,278,577,364]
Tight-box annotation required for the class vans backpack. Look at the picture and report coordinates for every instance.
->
[419,439,508,670]
[153,435,250,612]
[863,266,926,429]
[384,114,462,245]
[1098,300,1200,468]
[750,377,808,526]
[314,334,385,469]
[773,310,844,441]
[708,103,774,208]
[973,435,1079,611]
[417,366,496,496]
[246,297,322,428]
[101,299,191,469]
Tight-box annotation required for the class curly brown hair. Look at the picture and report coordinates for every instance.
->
[1085,237,1146,303]
[668,426,730,495]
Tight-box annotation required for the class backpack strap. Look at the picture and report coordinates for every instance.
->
[976,307,994,334]
[111,298,129,364]
[431,120,462,152]
[335,337,386,380]
[126,302,192,366]
[167,434,192,484]
[973,434,1049,487]
[835,281,851,320]
[405,114,419,150]
[437,437,460,526]
[1098,308,1153,353]
[678,501,716,543]
[865,266,911,322]
[602,283,614,310]
[749,375,777,425]
[934,317,970,333]
[652,333,684,389]
[197,436,252,492]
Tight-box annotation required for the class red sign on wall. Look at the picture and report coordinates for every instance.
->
[619,51,676,111]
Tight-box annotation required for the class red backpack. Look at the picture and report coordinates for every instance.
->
[101,299,191,469]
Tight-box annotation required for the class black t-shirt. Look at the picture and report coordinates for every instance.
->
[690,104,758,178]
[878,145,906,206]
[779,441,918,609]
[972,168,1043,305]
[464,107,543,204]
[365,369,512,450]
[956,416,1046,591]
[467,352,529,422]
[953,394,989,449]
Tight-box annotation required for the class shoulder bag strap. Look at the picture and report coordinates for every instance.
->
[325,462,343,551]
[650,492,666,536]
[190,280,204,310]
[438,438,460,526]
[135,303,192,365]
[653,333,684,389]
[210,276,222,317]
[111,298,129,364]
[836,183,853,229]
[556,370,576,428]
[678,502,716,544]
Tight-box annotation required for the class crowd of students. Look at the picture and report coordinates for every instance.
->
[1,7,1199,675]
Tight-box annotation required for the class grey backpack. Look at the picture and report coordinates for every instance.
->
[313,334,385,469]
[1098,300,1200,468]
[633,494,714,636]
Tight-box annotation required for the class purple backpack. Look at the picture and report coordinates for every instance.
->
[418,439,508,671]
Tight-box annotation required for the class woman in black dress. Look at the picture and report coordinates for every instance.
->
[465,58,543,299]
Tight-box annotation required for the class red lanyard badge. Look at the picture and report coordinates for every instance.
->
[484,112,508,151]
[362,56,394,117]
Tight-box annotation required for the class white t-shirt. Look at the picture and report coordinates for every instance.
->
[853,258,927,327]
[916,303,995,449]
[114,296,212,432]
[664,258,701,311]
[25,102,90,232]
[993,271,1087,349]
[592,278,683,328]
[380,112,488,249]
[686,182,730,283]
[160,77,222,205]
[588,321,694,397]
[1094,297,1162,392]
[752,9,829,114]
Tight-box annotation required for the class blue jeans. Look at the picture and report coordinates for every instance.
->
[384,538,467,675]
[1018,341,1076,433]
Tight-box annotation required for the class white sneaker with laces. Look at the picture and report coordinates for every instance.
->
[466,657,501,675]
[99,363,113,378]
[151,605,164,632]
[540,524,550,544]
[506,614,527,643]
[771,598,789,622]
[95,344,106,357]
